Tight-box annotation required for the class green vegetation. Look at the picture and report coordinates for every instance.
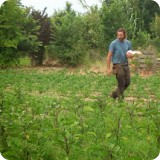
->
[0,0,160,67]
[0,69,159,159]
[0,1,160,158]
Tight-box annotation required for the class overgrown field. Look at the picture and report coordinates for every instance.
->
[0,68,160,160]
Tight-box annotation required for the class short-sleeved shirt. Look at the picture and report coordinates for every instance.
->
[109,39,132,64]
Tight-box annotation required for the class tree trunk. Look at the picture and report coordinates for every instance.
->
[30,47,44,66]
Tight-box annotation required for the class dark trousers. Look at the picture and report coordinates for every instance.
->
[111,64,130,99]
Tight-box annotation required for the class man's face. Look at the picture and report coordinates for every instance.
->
[117,31,125,41]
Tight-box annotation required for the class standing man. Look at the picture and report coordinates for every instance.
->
[107,28,133,100]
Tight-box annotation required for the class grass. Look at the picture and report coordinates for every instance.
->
[0,68,160,160]
[19,57,31,67]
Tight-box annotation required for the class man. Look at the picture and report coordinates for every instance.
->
[107,28,133,100]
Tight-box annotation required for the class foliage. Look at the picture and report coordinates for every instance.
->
[0,0,41,68]
[0,0,24,67]
[48,3,88,66]
[136,0,160,33]
[100,0,135,47]
[151,15,160,38]
[30,8,52,66]
[47,2,106,66]
[0,69,159,159]
[100,0,160,49]
[131,31,151,48]
[17,7,42,54]
[150,15,160,54]
[0,0,160,66]
[81,6,106,58]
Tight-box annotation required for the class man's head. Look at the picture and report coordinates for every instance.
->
[117,28,127,41]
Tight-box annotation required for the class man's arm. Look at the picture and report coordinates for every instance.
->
[107,51,113,76]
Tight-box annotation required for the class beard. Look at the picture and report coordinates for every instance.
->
[118,37,125,41]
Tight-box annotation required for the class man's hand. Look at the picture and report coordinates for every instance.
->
[126,51,134,58]
[107,69,112,76]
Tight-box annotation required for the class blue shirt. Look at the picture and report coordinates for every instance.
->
[109,39,132,64]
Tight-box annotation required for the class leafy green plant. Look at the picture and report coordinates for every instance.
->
[0,69,159,160]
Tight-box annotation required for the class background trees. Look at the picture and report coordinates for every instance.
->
[0,0,25,67]
[0,0,160,68]
[151,15,160,56]
[46,2,86,66]
[47,2,105,66]
[0,0,41,67]
[30,8,52,66]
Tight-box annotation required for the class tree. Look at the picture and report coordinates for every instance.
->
[0,0,24,67]
[47,2,107,66]
[151,15,160,54]
[0,0,41,68]
[17,7,42,56]
[137,0,160,33]
[99,0,160,49]
[80,6,106,58]
[30,8,52,66]
[48,2,88,66]
[100,0,132,46]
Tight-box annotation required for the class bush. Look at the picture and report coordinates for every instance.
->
[48,10,89,66]
[0,48,20,68]
[132,31,151,48]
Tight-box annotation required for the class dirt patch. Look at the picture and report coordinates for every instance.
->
[16,58,158,77]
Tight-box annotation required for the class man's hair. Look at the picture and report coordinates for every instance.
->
[117,28,127,39]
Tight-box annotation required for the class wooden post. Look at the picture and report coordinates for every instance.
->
[138,51,156,76]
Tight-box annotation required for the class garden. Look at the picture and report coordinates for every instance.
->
[0,68,159,160]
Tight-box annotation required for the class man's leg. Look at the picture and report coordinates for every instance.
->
[124,65,130,90]
[112,66,125,99]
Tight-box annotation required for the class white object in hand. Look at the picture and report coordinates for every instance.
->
[127,50,143,55]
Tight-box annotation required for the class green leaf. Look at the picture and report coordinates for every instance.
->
[106,133,112,139]
[83,106,94,112]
